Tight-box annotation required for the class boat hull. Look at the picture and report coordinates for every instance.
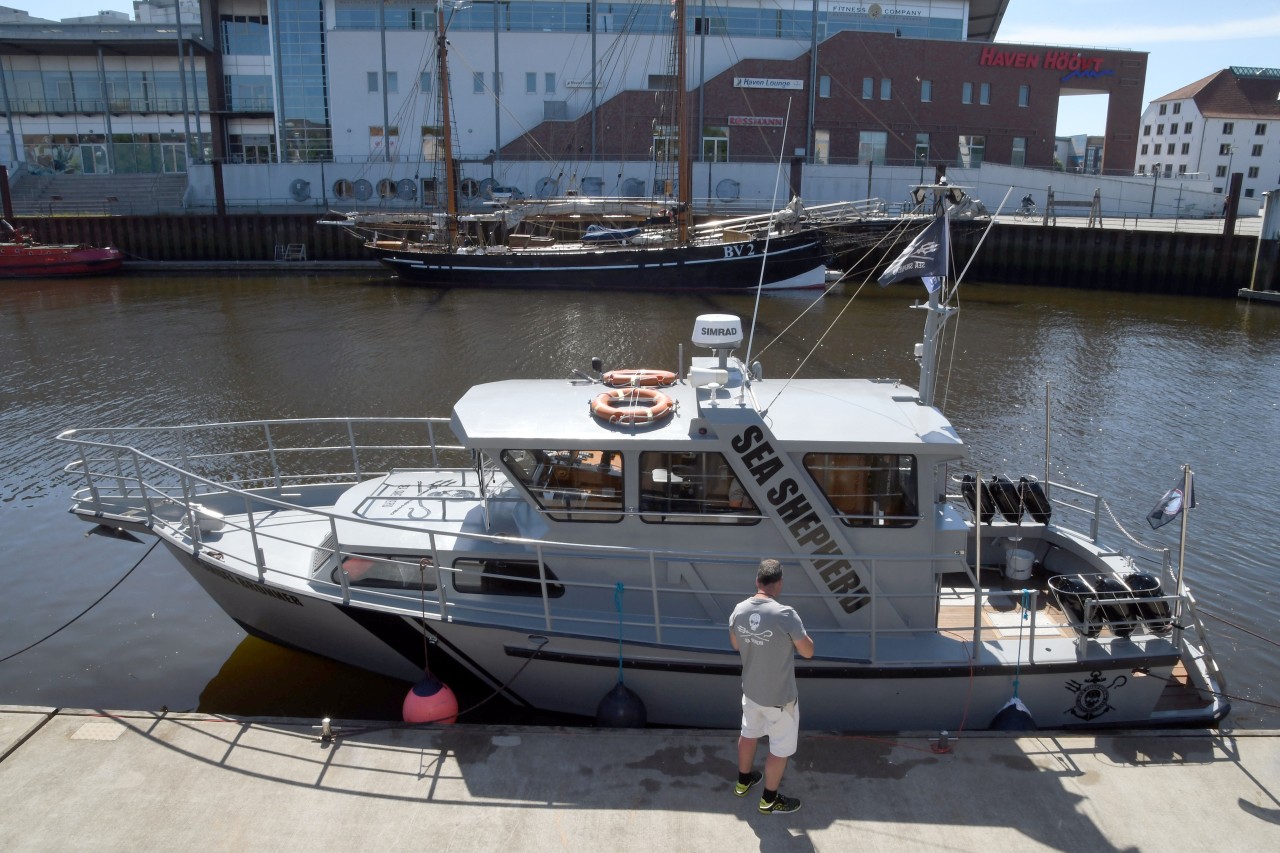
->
[0,244,124,277]
[367,232,831,290]
[169,543,1210,731]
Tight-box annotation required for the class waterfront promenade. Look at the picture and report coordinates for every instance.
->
[1,706,1275,851]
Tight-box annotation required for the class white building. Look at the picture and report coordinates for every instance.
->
[1135,67,1280,208]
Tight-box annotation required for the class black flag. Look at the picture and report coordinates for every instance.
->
[878,216,949,288]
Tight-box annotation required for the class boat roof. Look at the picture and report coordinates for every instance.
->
[451,373,963,453]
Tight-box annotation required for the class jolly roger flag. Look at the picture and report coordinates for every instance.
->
[878,215,949,289]
[1147,473,1196,529]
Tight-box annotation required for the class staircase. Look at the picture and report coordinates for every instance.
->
[7,173,189,216]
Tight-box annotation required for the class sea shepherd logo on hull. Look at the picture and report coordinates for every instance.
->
[731,425,869,613]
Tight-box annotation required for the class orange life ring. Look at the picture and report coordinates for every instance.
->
[602,368,677,388]
[590,387,675,425]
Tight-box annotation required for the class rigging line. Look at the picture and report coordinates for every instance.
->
[1198,608,1280,647]
[0,537,159,665]
[1137,669,1280,715]
[932,189,1013,408]
[745,97,794,367]
[750,213,919,365]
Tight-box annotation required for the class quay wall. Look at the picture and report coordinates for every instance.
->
[14,214,1259,298]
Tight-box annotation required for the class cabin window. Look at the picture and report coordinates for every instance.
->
[334,554,437,590]
[451,559,564,598]
[803,453,918,528]
[639,451,758,525]
[501,449,624,522]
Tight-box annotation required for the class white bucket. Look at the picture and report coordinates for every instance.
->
[1005,548,1034,580]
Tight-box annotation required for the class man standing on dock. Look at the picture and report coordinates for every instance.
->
[729,559,814,815]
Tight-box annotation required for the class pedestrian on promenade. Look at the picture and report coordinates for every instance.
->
[729,558,814,815]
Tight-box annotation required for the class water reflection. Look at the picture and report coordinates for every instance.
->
[2,273,1277,727]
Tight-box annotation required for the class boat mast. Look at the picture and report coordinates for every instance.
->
[674,0,691,244]
[436,3,459,247]
[917,189,956,409]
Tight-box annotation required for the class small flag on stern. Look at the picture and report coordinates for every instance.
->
[1147,473,1196,529]
[878,216,949,288]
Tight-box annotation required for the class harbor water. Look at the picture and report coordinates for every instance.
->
[1,272,1277,729]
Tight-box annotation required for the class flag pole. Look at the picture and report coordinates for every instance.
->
[1174,463,1192,623]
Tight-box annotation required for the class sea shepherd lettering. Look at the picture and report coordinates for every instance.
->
[731,425,869,613]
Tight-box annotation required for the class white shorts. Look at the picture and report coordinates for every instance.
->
[740,694,800,758]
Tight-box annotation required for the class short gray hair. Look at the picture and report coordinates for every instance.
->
[757,559,783,587]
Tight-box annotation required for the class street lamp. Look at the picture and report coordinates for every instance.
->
[1149,164,1160,218]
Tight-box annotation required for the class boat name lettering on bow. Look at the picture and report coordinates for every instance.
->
[723,243,756,259]
[200,563,303,607]
[731,425,868,613]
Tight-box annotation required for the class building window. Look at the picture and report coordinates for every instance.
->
[526,72,537,93]
[1142,124,1150,136]
[1011,136,1026,167]
[1178,164,1187,175]
[1157,124,1164,135]
[1216,165,1227,177]
[962,82,973,104]
[1219,143,1232,155]
[703,128,728,162]
[369,126,398,157]
[914,132,929,165]
[1184,122,1192,134]
[814,129,830,165]
[1154,144,1162,155]
[1252,144,1264,156]
[367,72,378,93]
[1173,102,1181,114]
[1140,144,1149,155]
[1158,103,1167,115]
[1181,143,1190,155]
[819,76,831,98]
[880,78,891,100]
[1223,122,1234,133]
[920,79,931,102]
[473,72,484,93]
[491,73,503,94]
[858,130,887,165]
[1256,123,1267,134]
[1137,165,1146,175]
[420,72,433,93]
[957,134,985,167]
[1018,84,1029,107]
[862,77,873,99]
[386,72,398,94]
[979,83,990,105]
[1245,188,1255,198]
[1248,166,1260,178]
[545,73,556,94]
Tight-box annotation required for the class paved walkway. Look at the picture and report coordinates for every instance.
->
[1,707,1276,852]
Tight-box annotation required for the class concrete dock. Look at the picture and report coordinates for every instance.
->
[1,707,1277,851]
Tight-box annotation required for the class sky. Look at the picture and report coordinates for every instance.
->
[17,0,1280,137]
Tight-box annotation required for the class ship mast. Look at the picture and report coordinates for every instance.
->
[436,3,459,248]
[674,0,691,244]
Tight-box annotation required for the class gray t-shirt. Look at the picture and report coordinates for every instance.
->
[730,595,807,707]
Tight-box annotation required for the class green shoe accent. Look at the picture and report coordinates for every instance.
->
[734,770,763,797]
[758,793,802,815]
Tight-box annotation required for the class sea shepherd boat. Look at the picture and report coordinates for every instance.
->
[59,195,1228,731]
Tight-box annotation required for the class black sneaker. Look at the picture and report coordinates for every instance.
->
[758,793,802,815]
[734,770,763,797]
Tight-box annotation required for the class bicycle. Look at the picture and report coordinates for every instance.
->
[1015,204,1038,221]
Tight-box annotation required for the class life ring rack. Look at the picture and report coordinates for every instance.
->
[590,386,675,426]
[602,368,677,388]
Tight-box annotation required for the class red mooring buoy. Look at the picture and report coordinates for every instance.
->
[402,674,459,724]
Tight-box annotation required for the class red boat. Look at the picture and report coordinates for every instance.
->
[0,220,124,277]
